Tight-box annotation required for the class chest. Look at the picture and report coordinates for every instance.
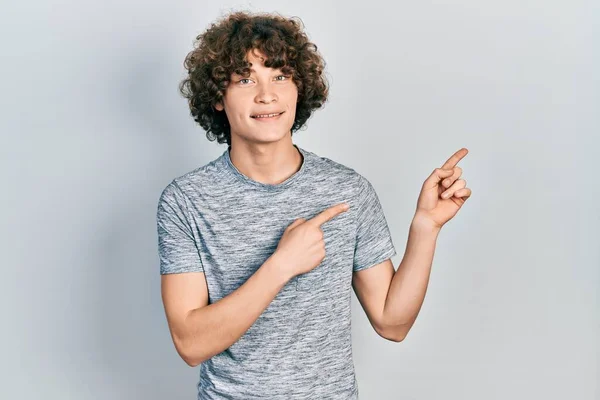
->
[189,188,358,301]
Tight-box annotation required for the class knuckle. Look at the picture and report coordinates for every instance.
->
[310,228,321,240]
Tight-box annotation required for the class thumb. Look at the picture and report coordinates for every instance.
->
[286,218,306,231]
[425,168,454,188]
[436,168,454,182]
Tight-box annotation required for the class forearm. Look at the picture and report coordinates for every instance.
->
[382,217,440,339]
[181,253,291,366]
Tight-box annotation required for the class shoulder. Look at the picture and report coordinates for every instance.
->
[176,156,223,188]
[303,149,386,212]
[302,147,366,189]
[158,153,226,201]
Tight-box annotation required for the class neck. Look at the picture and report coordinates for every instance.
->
[228,135,303,185]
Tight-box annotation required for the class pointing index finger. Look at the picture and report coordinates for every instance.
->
[441,148,469,169]
[309,203,349,227]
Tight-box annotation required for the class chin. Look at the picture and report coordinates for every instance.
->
[257,131,290,144]
[233,121,294,144]
[249,127,293,143]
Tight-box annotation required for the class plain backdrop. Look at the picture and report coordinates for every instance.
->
[1,1,598,399]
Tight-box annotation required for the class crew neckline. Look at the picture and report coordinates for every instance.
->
[222,144,308,191]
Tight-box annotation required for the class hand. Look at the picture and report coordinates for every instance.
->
[273,203,350,279]
[414,148,472,230]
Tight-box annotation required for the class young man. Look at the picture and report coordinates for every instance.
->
[157,11,471,400]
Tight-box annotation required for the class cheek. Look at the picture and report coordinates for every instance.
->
[226,99,249,120]
[283,87,299,106]
[288,84,299,98]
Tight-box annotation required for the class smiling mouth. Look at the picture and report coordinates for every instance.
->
[250,111,285,119]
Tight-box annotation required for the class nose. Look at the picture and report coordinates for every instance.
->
[255,81,278,104]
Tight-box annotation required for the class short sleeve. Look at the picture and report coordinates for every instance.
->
[353,175,397,272]
[156,180,204,275]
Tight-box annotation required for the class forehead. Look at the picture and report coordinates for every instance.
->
[232,50,280,77]
[246,48,267,65]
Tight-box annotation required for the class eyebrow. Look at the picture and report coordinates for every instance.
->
[241,66,284,73]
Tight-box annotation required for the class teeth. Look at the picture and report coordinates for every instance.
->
[253,112,281,118]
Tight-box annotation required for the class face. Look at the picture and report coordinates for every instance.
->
[214,48,299,145]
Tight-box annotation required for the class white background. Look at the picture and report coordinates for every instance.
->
[1,0,598,399]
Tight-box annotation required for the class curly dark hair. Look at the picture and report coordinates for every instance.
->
[178,11,329,146]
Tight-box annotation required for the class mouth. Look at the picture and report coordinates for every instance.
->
[250,111,285,120]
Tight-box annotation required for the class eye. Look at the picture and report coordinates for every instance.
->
[238,78,253,85]
[275,75,290,81]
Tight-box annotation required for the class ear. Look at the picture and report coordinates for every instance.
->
[214,102,224,111]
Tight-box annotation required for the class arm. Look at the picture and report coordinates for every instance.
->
[353,150,471,342]
[352,216,440,342]
[161,253,291,367]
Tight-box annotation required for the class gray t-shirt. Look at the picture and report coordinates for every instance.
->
[156,144,396,399]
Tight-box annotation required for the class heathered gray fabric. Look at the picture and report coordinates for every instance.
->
[156,144,397,399]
